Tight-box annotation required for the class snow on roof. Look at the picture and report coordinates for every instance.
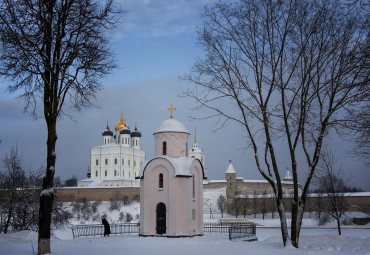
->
[140,156,200,178]
[97,143,120,148]
[284,170,293,179]
[225,162,236,173]
[207,180,227,183]
[154,118,189,134]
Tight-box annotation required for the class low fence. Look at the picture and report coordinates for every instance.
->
[72,223,257,239]
[228,224,257,241]
[71,223,139,238]
[203,223,238,233]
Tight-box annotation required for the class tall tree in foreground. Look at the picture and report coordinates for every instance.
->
[183,0,369,248]
[0,1,121,254]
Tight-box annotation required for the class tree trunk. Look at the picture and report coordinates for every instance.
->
[337,218,342,235]
[276,198,289,246]
[38,120,57,255]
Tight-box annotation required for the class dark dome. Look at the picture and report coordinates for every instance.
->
[131,127,141,138]
[102,123,113,136]
[120,127,131,134]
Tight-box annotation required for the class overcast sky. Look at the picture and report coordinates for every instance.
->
[0,0,368,190]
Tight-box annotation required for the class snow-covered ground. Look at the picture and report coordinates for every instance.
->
[1,223,369,255]
[1,188,369,255]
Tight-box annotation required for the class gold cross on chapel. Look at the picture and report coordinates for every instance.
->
[167,104,176,119]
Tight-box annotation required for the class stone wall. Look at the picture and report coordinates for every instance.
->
[55,186,140,202]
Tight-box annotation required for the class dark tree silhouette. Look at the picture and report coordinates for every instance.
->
[183,0,369,248]
[0,1,121,254]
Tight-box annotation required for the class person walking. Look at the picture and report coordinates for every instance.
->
[102,218,110,237]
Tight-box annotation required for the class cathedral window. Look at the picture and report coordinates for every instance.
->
[134,161,136,167]
[105,159,108,165]
[114,158,117,165]
[162,141,167,155]
[122,170,124,177]
[95,171,98,177]
[122,159,124,165]
[186,143,188,157]
[159,173,163,189]
[114,170,117,176]
[105,170,107,177]
[96,159,98,166]
[128,160,130,166]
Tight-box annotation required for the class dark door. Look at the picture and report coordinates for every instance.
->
[156,202,166,235]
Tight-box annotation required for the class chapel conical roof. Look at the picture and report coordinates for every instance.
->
[226,160,236,174]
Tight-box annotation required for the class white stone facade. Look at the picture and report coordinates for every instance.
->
[139,118,204,237]
[90,144,145,180]
[78,112,145,187]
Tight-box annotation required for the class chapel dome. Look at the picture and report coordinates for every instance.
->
[131,126,141,138]
[154,118,190,134]
[120,127,131,135]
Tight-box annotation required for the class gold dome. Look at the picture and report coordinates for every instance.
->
[115,112,130,131]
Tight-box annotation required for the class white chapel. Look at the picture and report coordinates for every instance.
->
[139,106,204,237]
[77,112,146,187]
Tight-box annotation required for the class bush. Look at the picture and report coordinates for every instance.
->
[319,213,331,226]
[341,215,353,225]
[126,213,133,223]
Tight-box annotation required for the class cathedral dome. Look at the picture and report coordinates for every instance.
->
[131,126,141,137]
[154,119,189,134]
[120,127,131,135]
[115,112,130,131]
[102,123,113,136]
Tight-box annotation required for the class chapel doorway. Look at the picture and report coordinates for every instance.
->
[156,202,166,235]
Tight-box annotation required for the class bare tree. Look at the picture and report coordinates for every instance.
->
[240,195,248,218]
[217,194,227,218]
[0,147,25,233]
[0,1,121,254]
[314,152,349,235]
[183,0,369,247]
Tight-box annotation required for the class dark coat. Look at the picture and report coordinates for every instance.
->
[102,218,110,236]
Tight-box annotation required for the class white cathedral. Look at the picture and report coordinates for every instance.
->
[78,112,146,187]
[77,111,206,187]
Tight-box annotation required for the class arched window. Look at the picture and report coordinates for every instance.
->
[114,170,117,176]
[96,159,99,166]
[159,173,163,189]
[114,158,117,165]
[105,170,107,177]
[162,141,167,155]
[105,159,108,165]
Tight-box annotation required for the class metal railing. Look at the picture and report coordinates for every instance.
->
[71,223,139,238]
[228,224,257,241]
[203,223,233,233]
[71,222,256,239]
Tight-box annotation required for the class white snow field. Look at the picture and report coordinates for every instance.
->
[1,190,369,255]
[1,226,370,255]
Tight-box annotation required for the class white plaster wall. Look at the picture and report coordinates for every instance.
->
[90,145,145,180]
[140,157,203,237]
[154,132,189,158]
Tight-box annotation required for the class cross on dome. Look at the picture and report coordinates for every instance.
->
[167,104,176,119]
